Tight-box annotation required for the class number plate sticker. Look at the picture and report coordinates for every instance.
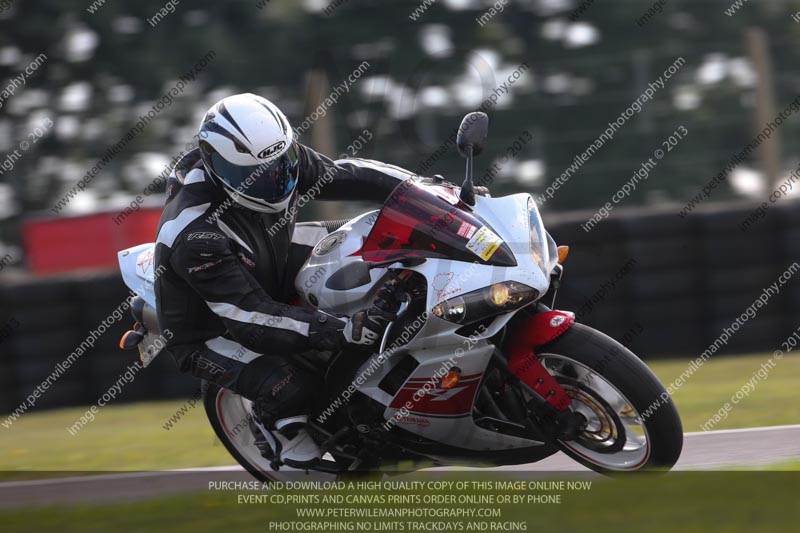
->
[466,225,503,260]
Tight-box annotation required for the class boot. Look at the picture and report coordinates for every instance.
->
[253,413,321,469]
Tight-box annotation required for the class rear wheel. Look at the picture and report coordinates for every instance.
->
[202,382,336,483]
[535,324,683,473]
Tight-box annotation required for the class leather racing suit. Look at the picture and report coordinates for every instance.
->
[154,144,414,424]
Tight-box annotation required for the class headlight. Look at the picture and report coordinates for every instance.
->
[432,281,538,324]
[489,283,509,306]
[433,296,467,323]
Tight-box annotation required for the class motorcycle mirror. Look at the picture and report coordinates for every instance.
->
[455,112,489,207]
[456,112,489,159]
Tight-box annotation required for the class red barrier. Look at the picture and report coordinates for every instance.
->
[22,209,162,274]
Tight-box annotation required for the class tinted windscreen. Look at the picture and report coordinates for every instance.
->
[362,181,516,267]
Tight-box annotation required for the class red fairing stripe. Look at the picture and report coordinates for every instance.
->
[389,373,483,416]
[506,311,575,412]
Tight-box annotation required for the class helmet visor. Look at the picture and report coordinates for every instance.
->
[207,143,299,203]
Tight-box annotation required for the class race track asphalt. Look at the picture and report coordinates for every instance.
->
[1,424,798,508]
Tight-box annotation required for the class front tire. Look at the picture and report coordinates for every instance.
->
[536,323,683,473]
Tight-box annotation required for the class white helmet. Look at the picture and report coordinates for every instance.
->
[198,93,299,213]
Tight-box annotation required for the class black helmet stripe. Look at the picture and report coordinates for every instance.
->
[202,121,250,153]
[218,101,251,143]
[257,100,288,135]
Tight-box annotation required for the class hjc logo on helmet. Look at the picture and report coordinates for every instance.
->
[258,141,286,159]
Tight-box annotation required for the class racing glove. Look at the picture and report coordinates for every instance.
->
[344,278,403,346]
[308,308,390,350]
[307,278,403,350]
[342,308,393,346]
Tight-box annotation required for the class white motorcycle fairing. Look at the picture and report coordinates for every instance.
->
[118,243,157,308]
[295,185,557,452]
[117,243,164,366]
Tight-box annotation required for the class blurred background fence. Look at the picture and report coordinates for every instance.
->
[1,197,798,412]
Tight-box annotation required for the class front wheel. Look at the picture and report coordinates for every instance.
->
[535,323,683,473]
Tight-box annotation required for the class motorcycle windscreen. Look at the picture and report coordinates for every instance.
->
[362,181,516,267]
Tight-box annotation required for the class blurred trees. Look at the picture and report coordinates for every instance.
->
[0,0,799,229]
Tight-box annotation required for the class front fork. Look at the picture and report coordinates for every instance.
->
[499,307,585,440]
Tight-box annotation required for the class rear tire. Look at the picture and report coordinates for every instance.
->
[203,382,335,483]
[203,382,276,483]
[537,323,683,473]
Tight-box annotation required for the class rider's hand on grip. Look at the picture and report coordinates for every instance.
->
[373,277,402,318]
[342,310,382,346]
[342,278,403,347]
[310,277,403,350]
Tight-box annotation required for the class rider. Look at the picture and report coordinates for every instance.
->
[154,93,412,468]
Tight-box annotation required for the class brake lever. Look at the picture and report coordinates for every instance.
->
[378,299,410,354]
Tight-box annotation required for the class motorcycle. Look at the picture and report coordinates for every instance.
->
[117,112,682,479]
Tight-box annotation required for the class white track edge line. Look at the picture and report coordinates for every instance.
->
[684,423,800,437]
[3,424,799,488]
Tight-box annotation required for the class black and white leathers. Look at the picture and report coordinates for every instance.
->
[154,146,412,372]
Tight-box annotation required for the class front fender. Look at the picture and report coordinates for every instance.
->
[504,310,576,411]
[510,310,575,347]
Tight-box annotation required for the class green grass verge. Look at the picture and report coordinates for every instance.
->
[2,472,799,532]
[0,399,231,480]
[649,351,799,431]
[0,352,797,479]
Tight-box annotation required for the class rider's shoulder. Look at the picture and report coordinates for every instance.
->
[173,217,230,257]
[172,148,203,182]
[165,149,213,198]
[164,171,220,215]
